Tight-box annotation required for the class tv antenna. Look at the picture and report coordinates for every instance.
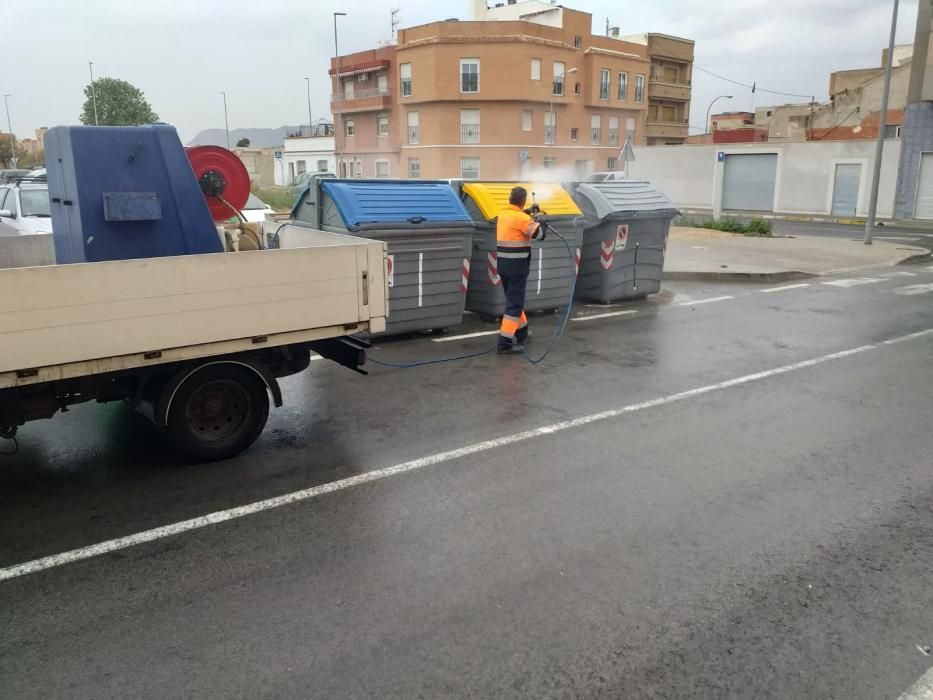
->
[391,8,400,39]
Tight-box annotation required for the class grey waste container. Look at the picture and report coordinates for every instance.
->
[289,178,474,335]
[455,181,584,317]
[567,180,678,302]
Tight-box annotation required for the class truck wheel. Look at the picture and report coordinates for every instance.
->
[166,365,270,462]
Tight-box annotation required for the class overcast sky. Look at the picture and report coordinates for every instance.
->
[0,0,920,142]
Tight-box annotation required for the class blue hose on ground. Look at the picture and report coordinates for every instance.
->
[366,223,575,369]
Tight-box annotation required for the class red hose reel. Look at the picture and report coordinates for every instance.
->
[185,146,251,222]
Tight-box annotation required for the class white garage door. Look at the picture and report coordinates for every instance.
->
[722,153,778,212]
[914,152,933,220]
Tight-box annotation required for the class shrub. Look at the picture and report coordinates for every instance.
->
[675,216,773,237]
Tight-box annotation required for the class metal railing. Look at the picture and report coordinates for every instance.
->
[460,124,480,144]
[544,126,556,145]
[331,87,392,102]
[608,130,619,146]
[591,128,601,145]
[408,126,420,144]
[552,79,564,96]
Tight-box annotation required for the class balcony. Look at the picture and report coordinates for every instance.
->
[460,124,480,144]
[648,81,691,102]
[645,120,689,140]
[331,87,393,113]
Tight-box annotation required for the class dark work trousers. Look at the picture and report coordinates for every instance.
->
[498,255,531,349]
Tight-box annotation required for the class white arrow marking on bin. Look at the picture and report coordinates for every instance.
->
[487,252,500,286]
[461,258,470,293]
[575,248,581,275]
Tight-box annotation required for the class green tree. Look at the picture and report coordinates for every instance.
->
[80,77,159,126]
[0,137,15,168]
[236,137,250,147]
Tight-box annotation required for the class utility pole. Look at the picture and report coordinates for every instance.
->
[865,0,900,245]
[304,77,313,136]
[220,91,230,149]
[334,11,347,177]
[3,95,15,168]
[88,62,99,125]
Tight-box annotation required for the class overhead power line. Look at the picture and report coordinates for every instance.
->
[694,65,815,100]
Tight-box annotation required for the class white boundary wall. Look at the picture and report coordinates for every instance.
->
[627,140,901,219]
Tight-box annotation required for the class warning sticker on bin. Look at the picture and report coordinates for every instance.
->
[615,225,629,251]
[387,254,395,288]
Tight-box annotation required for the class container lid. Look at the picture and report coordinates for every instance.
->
[321,179,472,227]
[461,182,582,221]
[572,180,676,219]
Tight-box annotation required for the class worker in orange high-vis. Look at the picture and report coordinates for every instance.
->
[496,186,546,354]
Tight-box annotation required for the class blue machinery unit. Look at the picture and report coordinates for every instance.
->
[45,125,224,263]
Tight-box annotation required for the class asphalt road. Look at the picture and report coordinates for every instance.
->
[2,260,933,699]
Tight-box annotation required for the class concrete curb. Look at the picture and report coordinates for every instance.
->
[681,210,877,227]
[664,270,814,283]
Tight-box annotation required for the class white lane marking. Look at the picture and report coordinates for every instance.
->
[882,328,933,346]
[894,284,933,297]
[3,329,933,584]
[878,271,919,278]
[571,310,638,322]
[678,296,734,306]
[309,354,324,362]
[761,283,811,294]
[898,665,933,700]
[822,278,884,288]
[876,235,923,242]
[431,330,499,343]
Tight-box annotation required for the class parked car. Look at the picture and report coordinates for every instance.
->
[0,169,30,183]
[287,171,335,196]
[0,181,52,235]
[240,193,273,223]
[587,171,626,182]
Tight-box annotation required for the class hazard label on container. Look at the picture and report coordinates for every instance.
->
[615,224,629,251]
[387,254,395,288]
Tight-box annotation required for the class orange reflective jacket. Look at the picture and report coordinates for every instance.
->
[496,205,543,258]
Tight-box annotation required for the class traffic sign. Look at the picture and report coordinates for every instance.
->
[274,150,283,159]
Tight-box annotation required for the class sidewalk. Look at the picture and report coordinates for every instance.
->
[679,208,933,230]
[664,227,930,282]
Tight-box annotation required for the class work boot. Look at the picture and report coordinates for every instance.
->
[516,327,531,346]
[497,340,524,354]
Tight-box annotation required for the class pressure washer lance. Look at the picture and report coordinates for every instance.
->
[367,192,577,368]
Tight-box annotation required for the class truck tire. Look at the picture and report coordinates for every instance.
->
[165,364,270,462]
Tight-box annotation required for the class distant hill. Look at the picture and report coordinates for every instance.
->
[186,126,300,148]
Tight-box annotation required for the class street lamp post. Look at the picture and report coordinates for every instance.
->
[304,77,313,136]
[3,95,15,168]
[548,67,577,167]
[220,91,230,149]
[865,0,900,245]
[88,62,99,125]
[334,12,347,177]
[705,95,733,142]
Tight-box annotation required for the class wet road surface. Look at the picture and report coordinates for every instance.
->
[2,260,933,698]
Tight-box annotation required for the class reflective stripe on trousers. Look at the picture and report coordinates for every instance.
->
[498,256,531,348]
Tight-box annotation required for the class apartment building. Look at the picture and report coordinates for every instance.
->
[329,0,694,180]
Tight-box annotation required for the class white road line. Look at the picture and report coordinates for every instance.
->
[894,284,933,297]
[898,666,933,700]
[678,296,734,306]
[2,329,931,584]
[761,283,811,294]
[431,330,499,343]
[876,235,923,242]
[571,310,638,322]
[309,355,324,362]
[878,271,919,278]
[822,278,884,288]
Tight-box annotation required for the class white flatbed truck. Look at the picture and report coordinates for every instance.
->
[0,226,388,461]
